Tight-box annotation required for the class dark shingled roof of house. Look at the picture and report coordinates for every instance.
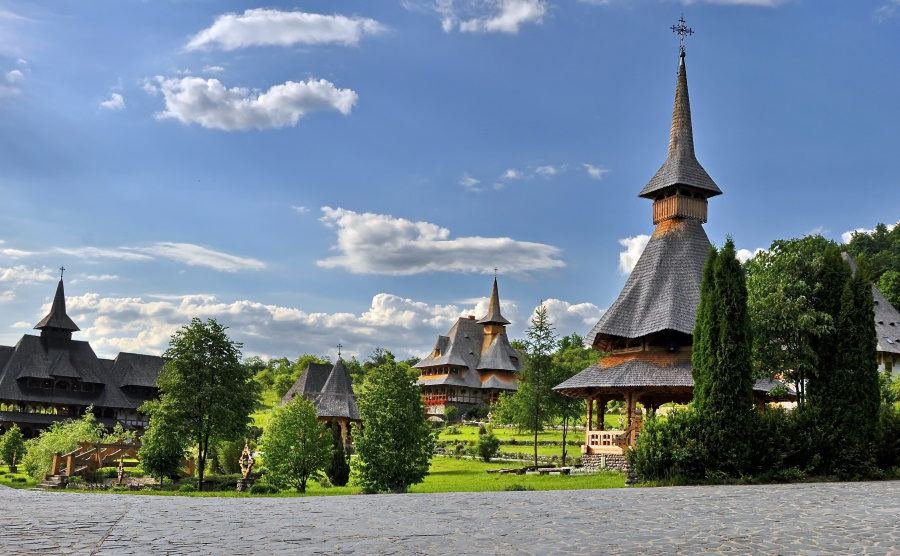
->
[34,279,80,332]
[873,285,900,355]
[639,53,722,199]
[842,253,900,356]
[553,359,793,397]
[586,219,711,345]
[315,358,361,421]
[280,363,333,406]
[414,316,521,390]
[0,278,164,415]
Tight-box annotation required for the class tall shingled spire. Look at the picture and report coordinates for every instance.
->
[34,276,80,332]
[639,46,722,199]
[478,276,510,326]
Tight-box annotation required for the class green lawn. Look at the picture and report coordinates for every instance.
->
[439,419,623,444]
[252,387,281,430]
[60,456,625,497]
[0,464,37,489]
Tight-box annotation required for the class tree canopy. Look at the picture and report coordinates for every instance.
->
[149,318,260,490]
[261,396,331,493]
[353,358,434,493]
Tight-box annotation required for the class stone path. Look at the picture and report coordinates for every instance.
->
[1,481,898,554]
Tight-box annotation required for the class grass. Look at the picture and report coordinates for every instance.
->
[0,464,38,489]
[251,387,281,430]
[59,456,626,497]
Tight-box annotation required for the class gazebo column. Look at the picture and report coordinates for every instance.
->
[586,396,593,431]
[598,397,606,431]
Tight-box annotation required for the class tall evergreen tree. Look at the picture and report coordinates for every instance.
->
[522,304,557,467]
[692,239,754,474]
[806,245,850,411]
[831,264,881,476]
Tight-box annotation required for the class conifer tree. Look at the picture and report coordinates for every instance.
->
[522,304,557,467]
[830,264,881,476]
[692,239,754,473]
[325,421,350,487]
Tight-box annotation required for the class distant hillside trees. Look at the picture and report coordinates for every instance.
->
[844,222,900,307]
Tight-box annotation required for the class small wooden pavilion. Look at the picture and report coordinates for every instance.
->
[553,35,792,468]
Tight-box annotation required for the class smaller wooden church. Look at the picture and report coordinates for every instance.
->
[280,357,360,449]
[415,277,522,419]
[0,274,164,437]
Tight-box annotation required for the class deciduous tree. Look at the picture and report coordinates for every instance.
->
[261,397,331,493]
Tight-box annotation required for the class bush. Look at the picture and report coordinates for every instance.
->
[445,426,460,435]
[629,409,707,483]
[324,422,350,487]
[178,483,197,492]
[443,405,459,423]
[503,484,534,491]
[477,431,501,462]
[216,439,245,475]
[249,482,279,494]
[21,411,105,480]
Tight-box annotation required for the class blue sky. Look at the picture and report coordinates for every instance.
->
[0,0,898,360]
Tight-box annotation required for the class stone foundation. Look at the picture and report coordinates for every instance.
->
[581,453,630,472]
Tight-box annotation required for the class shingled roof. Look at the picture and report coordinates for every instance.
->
[586,219,711,346]
[639,53,722,199]
[34,279,80,332]
[873,285,900,355]
[315,358,360,421]
[554,359,793,397]
[280,362,332,406]
[477,277,510,325]
[414,316,521,381]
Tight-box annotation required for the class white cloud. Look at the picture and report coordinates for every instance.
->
[291,205,310,214]
[131,243,266,272]
[440,0,548,34]
[618,234,650,274]
[202,65,225,75]
[736,248,763,263]
[57,289,600,359]
[99,92,125,111]
[186,9,385,51]
[841,221,899,244]
[61,291,469,359]
[531,298,605,337]
[149,76,358,131]
[583,163,609,180]
[459,173,481,191]
[876,1,900,21]
[316,206,565,275]
[0,265,54,284]
[3,239,264,272]
[501,168,523,180]
[5,69,23,83]
[534,165,560,178]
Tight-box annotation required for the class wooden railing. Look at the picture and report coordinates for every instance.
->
[583,430,627,455]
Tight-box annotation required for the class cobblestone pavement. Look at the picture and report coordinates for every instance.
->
[1,481,898,554]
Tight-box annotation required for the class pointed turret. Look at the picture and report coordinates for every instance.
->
[477,277,510,326]
[639,52,721,201]
[34,278,80,333]
[315,358,360,421]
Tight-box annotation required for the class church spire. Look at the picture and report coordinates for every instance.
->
[477,276,510,326]
[639,18,721,201]
[34,274,80,333]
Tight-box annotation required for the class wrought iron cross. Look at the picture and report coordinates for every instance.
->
[59,266,66,279]
[337,343,343,357]
[671,15,694,54]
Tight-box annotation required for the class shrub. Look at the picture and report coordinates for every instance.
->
[21,411,105,480]
[178,483,197,492]
[629,409,706,483]
[445,426,460,435]
[443,405,459,423]
[249,481,279,494]
[477,431,501,462]
[216,439,245,475]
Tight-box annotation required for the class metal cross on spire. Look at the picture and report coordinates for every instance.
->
[59,266,66,280]
[337,343,343,358]
[671,15,694,55]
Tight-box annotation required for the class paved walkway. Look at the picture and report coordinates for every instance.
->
[1,481,898,554]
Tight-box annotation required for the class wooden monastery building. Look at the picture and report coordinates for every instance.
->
[415,277,521,419]
[0,276,164,438]
[280,356,360,449]
[553,45,791,468]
